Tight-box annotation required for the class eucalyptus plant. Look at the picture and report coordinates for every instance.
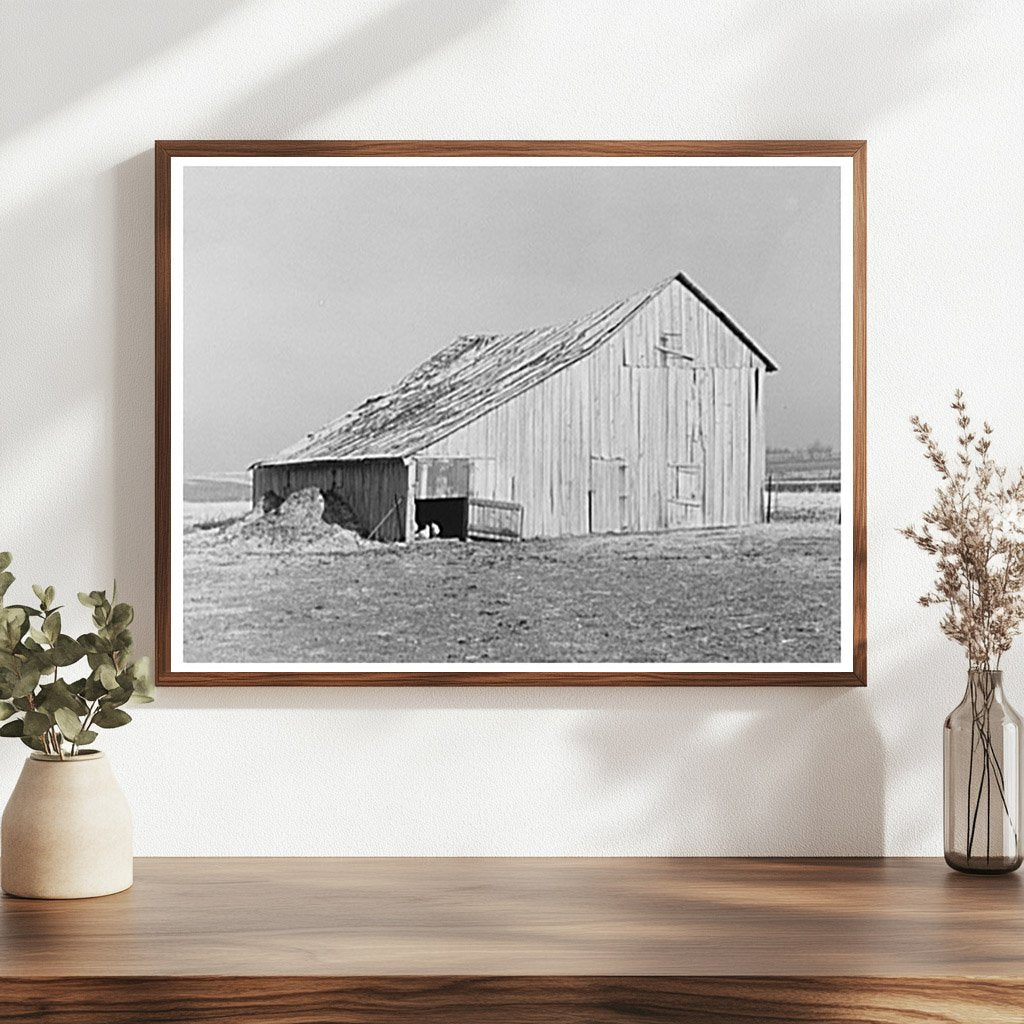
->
[0,552,153,759]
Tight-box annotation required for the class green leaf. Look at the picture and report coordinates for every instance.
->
[0,553,11,573]
[31,584,48,608]
[83,675,108,701]
[115,629,134,654]
[44,586,55,608]
[81,636,113,656]
[78,592,100,608]
[7,604,42,619]
[74,730,97,747]
[129,655,150,675]
[28,627,49,646]
[104,684,132,708]
[2,607,26,628]
[53,707,84,741]
[0,572,14,601]
[92,705,131,729]
[49,635,85,668]
[127,656,154,701]
[36,679,88,716]
[42,612,60,644]
[0,719,24,737]
[22,711,51,738]
[11,665,41,699]
[19,735,45,752]
[110,603,133,630]
[127,655,152,685]
[98,663,118,690]
[0,607,26,651]
[0,701,16,721]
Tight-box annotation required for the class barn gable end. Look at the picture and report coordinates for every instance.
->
[417,278,771,536]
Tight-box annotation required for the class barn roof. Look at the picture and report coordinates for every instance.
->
[257,272,777,466]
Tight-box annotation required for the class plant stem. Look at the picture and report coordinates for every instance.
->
[966,680,978,851]
[968,748,989,859]
[964,671,1018,863]
[983,749,991,860]
[53,665,63,760]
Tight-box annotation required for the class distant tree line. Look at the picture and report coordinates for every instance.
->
[767,441,837,461]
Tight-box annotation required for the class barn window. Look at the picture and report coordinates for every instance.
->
[672,464,703,507]
[655,330,695,366]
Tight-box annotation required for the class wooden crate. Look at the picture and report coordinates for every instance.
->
[467,498,523,542]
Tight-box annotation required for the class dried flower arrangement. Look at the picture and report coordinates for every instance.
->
[903,391,1024,870]
[902,391,1024,670]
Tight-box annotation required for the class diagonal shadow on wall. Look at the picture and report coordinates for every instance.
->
[0,0,243,138]
[203,0,507,138]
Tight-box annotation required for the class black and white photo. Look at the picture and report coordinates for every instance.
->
[157,143,864,684]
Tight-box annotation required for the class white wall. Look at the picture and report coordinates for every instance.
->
[1,0,1022,855]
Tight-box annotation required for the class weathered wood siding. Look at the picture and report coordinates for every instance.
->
[416,279,768,538]
[252,458,412,543]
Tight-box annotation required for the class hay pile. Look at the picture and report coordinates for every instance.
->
[210,488,371,554]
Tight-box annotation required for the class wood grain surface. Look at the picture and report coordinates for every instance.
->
[3,856,1022,976]
[155,139,867,688]
[1,857,1020,1022]
[0,976,1022,1024]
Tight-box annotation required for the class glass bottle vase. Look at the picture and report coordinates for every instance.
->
[944,669,1023,873]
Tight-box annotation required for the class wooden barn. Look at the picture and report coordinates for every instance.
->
[251,273,777,543]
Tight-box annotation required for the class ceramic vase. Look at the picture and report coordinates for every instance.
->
[1,751,133,898]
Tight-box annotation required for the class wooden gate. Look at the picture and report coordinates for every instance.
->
[589,457,628,534]
[467,498,524,542]
[667,461,704,528]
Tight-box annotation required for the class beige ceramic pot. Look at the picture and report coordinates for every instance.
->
[1,751,132,899]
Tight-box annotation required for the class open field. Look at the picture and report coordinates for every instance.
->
[766,490,841,524]
[182,493,841,665]
[184,475,250,503]
[183,499,250,530]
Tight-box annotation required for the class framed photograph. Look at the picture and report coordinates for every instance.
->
[156,141,865,686]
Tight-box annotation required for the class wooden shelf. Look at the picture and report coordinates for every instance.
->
[2,857,1021,1022]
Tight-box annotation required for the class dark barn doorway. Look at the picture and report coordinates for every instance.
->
[415,498,468,540]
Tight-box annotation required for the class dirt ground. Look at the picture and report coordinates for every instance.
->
[182,503,841,665]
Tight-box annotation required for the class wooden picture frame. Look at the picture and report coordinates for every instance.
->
[156,140,866,686]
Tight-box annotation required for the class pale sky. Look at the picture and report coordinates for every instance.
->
[183,163,840,475]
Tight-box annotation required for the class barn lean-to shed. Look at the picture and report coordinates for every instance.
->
[251,272,777,543]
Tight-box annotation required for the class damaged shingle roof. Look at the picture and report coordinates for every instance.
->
[257,272,776,466]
